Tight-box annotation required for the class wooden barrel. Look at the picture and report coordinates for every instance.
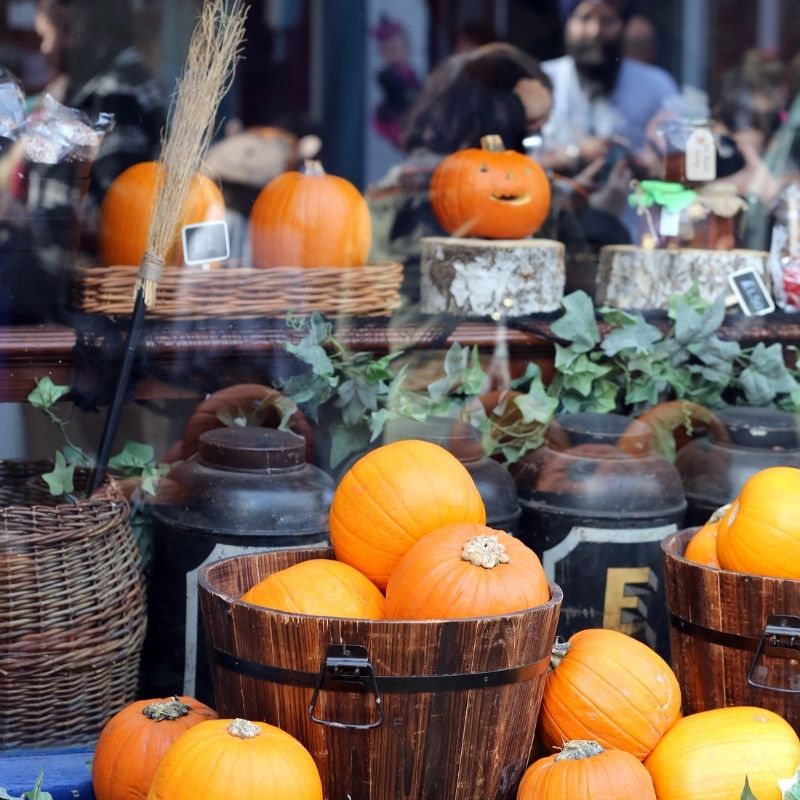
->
[662,530,800,732]
[199,547,562,800]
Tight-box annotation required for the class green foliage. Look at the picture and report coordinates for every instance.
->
[741,777,759,800]
[28,379,163,499]
[0,771,53,800]
[779,767,800,799]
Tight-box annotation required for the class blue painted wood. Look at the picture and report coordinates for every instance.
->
[0,748,95,800]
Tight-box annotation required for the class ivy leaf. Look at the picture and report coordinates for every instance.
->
[674,293,726,345]
[741,776,760,800]
[687,336,741,384]
[42,450,75,496]
[443,342,469,378]
[514,379,558,424]
[601,315,663,357]
[551,291,600,353]
[308,311,332,345]
[28,377,70,410]
[510,362,542,390]
[362,351,402,383]
[21,772,53,800]
[108,441,155,474]
[668,284,710,320]
[778,766,800,799]
[285,337,335,378]
[739,343,800,405]
[328,421,371,470]
[140,464,170,497]
[460,346,488,396]
[368,409,392,442]
[558,352,613,397]
[626,373,665,407]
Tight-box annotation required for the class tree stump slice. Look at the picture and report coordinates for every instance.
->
[420,236,565,317]
[596,246,770,310]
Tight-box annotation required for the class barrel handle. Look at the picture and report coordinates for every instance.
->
[308,644,383,730]
[746,615,800,694]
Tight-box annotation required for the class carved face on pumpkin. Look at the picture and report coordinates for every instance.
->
[430,135,551,239]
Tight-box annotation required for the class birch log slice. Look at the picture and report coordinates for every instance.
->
[596,245,770,310]
[420,236,565,317]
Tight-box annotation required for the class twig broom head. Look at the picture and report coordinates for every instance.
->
[135,0,248,307]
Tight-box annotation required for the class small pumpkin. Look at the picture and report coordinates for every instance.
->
[538,628,682,760]
[644,706,800,800]
[429,134,550,239]
[100,161,225,267]
[92,695,217,800]
[517,739,657,799]
[147,718,322,800]
[716,466,800,578]
[329,439,486,590]
[684,505,728,568]
[250,160,371,268]
[385,524,548,619]
[241,558,386,619]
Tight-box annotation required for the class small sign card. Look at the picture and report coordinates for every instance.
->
[182,220,230,266]
[685,127,717,182]
[728,267,775,317]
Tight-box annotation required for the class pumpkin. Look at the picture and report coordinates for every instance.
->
[385,524,548,619]
[644,706,800,800]
[250,160,371,268]
[99,161,225,267]
[147,718,322,800]
[92,695,217,800]
[429,134,550,239]
[538,628,682,760]
[684,505,728,568]
[241,558,386,619]
[716,466,800,578]
[517,739,657,799]
[329,439,486,590]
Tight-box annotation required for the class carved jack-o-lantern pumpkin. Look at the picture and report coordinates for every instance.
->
[429,135,551,239]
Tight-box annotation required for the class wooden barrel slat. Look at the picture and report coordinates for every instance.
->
[662,530,800,732]
[199,547,562,800]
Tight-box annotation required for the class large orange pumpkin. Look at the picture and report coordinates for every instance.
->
[684,505,728,568]
[517,739,657,799]
[250,160,371,268]
[241,558,386,619]
[92,695,217,800]
[538,628,682,760]
[329,439,486,590]
[429,134,550,239]
[147,718,322,800]
[716,466,800,578]
[99,161,225,267]
[644,706,800,800]
[385,524,548,619]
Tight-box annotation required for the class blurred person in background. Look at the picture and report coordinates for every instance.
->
[623,14,658,65]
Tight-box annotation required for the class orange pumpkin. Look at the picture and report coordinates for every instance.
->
[99,161,225,267]
[147,718,322,800]
[518,739,657,799]
[385,524,548,619]
[329,439,486,590]
[684,505,728,568]
[644,706,800,800]
[429,134,550,239]
[92,695,217,800]
[716,466,800,578]
[241,558,386,619]
[538,628,682,760]
[250,160,371,268]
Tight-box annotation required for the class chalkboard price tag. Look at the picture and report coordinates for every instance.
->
[728,267,775,317]
[182,220,230,266]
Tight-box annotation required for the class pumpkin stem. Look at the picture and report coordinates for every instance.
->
[480,134,505,152]
[554,740,604,761]
[142,696,191,722]
[550,637,570,669]
[709,503,730,523]
[303,159,326,176]
[227,718,261,739]
[460,535,510,569]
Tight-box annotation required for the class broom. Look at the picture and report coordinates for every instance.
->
[88,0,247,495]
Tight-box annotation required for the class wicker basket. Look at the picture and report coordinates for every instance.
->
[74,262,404,319]
[0,462,146,749]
